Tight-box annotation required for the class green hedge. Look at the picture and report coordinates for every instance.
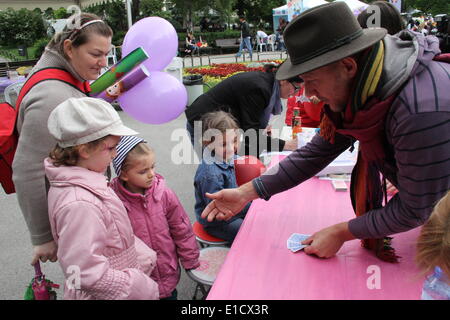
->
[0,36,50,61]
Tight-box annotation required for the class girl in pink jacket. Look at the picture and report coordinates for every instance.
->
[111,136,200,300]
[44,97,159,300]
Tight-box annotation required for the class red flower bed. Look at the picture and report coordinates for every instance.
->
[186,63,265,78]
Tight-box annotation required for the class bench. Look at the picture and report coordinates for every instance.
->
[0,59,38,77]
[178,40,187,56]
[0,63,8,77]
[179,40,214,66]
[215,38,240,54]
[178,40,202,57]
[7,59,38,68]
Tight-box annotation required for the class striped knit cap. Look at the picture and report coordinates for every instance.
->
[112,135,145,176]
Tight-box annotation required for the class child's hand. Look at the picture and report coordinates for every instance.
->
[309,95,321,104]
[31,240,58,265]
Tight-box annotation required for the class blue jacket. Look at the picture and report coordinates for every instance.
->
[194,153,250,227]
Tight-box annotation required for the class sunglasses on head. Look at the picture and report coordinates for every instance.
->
[290,82,301,94]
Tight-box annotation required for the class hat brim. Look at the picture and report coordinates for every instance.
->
[108,123,138,137]
[276,28,387,80]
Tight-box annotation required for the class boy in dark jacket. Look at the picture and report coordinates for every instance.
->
[235,16,252,59]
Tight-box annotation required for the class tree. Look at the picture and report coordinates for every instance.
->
[140,0,163,15]
[138,0,175,27]
[53,7,70,19]
[33,8,43,16]
[171,0,210,30]
[43,7,54,19]
[213,0,237,30]
[233,0,285,29]
[403,0,449,15]
[104,0,128,31]
[85,0,127,32]
[0,8,46,46]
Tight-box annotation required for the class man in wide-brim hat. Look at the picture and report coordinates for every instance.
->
[201,2,450,261]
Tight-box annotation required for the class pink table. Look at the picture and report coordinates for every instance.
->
[207,156,424,300]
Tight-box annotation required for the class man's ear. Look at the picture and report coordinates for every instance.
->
[341,57,358,79]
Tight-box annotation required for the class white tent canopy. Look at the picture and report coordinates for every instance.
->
[273,4,289,32]
[273,4,288,16]
[274,0,369,32]
[336,0,369,16]
[286,0,328,21]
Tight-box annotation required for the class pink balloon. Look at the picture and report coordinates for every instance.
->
[122,17,178,71]
[118,71,187,124]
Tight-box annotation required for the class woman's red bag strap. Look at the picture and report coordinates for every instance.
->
[0,68,91,194]
[16,68,91,109]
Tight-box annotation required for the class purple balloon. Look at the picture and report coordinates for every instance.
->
[118,71,187,124]
[122,17,178,71]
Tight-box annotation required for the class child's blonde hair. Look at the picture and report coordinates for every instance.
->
[49,135,110,167]
[119,142,153,175]
[416,191,450,278]
[201,110,240,146]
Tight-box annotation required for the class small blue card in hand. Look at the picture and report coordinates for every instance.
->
[287,233,310,252]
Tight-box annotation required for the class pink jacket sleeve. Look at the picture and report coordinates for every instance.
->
[164,189,200,270]
[55,201,159,300]
[134,235,157,276]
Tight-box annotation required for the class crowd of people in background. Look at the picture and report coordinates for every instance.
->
[407,16,438,35]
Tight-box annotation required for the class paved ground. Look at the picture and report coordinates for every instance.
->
[0,51,288,300]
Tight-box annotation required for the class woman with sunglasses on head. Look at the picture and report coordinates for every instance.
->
[12,13,113,266]
[185,63,299,158]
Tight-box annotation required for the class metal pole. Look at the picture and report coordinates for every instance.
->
[126,0,133,29]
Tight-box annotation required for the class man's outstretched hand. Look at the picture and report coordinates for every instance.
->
[201,182,259,222]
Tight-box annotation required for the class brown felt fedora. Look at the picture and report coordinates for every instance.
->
[276,2,387,80]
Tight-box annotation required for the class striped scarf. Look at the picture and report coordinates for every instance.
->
[320,41,400,263]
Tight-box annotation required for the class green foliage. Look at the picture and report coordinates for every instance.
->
[234,0,285,28]
[33,8,43,15]
[43,7,54,20]
[171,0,210,29]
[33,38,50,60]
[140,0,164,16]
[0,8,46,46]
[138,0,180,29]
[111,30,126,47]
[53,7,70,19]
[404,0,449,15]
[84,0,128,34]
[210,0,237,27]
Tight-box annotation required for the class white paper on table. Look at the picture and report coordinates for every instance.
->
[261,126,359,175]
